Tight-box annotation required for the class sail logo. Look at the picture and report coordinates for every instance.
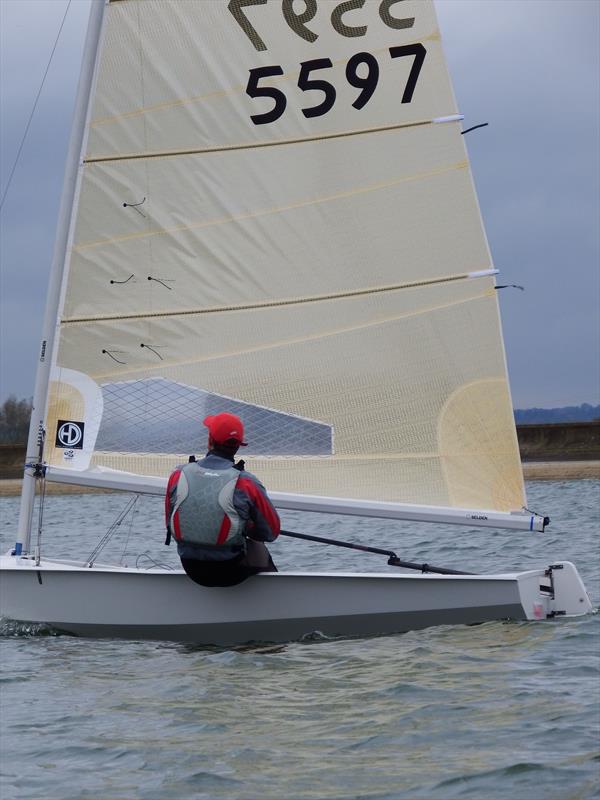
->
[56,420,85,449]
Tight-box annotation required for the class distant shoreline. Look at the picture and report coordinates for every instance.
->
[0,461,597,497]
[520,461,599,480]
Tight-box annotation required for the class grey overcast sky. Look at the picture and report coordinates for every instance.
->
[0,0,599,408]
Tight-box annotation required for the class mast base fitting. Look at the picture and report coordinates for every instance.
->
[25,462,47,479]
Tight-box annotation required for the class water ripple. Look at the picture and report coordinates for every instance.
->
[1,481,599,799]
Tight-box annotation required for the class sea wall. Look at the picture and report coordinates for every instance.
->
[1,422,598,480]
[516,421,599,462]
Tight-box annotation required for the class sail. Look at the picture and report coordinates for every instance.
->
[43,0,525,513]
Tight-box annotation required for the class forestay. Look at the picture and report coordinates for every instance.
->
[42,0,525,516]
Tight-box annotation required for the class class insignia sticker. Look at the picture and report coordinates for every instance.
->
[55,420,85,450]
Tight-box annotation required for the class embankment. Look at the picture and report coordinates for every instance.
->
[516,421,599,462]
[0,422,598,495]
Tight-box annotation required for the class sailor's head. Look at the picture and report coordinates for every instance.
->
[203,412,247,454]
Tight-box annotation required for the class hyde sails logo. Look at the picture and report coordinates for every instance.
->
[55,420,85,450]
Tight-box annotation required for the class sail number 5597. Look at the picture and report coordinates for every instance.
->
[246,45,426,125]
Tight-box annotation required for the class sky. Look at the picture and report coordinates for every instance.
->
[0,0,598,409]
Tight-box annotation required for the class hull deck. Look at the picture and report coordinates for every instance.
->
[0,554,592,645]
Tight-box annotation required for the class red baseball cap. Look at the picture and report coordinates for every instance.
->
[203,413,247,446]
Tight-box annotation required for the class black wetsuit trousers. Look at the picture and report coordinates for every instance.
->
[180,539,277,587]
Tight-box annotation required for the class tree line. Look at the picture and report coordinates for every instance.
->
[0,396,32,444]
[514,403,600,424]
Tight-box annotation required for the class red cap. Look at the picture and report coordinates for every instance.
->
[203,413,247,446]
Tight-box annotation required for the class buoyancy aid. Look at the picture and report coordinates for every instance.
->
[168,462,245,549]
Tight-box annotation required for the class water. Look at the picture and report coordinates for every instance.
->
[1,480,599,799]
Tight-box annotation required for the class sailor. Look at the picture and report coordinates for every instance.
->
[165,412,280,586]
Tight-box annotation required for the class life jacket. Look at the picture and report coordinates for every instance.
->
[168,462,245,550]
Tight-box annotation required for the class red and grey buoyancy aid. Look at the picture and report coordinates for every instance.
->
[168,462,245,549]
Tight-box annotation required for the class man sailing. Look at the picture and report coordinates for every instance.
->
[165,412,280,586]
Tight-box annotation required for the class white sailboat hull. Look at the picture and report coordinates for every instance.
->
[0,554,591,645]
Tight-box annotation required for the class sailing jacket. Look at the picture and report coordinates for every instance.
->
[165,451,280,562]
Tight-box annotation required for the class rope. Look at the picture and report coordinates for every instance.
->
[135,553,174,570]
[0,1,72,212]
[34,472,47,567]
[86,495,139,567]
[119,497,138,567]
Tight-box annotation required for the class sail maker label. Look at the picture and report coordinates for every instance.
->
[56,420,85,450]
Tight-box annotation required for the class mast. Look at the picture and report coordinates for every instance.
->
[14,0,107,556]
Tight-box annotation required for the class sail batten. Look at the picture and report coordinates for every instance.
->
[62,272,495,324]
[84,116,463,163]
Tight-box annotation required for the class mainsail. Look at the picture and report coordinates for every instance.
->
[39,0,524,514]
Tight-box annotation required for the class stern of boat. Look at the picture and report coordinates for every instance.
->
[518,561,593,620]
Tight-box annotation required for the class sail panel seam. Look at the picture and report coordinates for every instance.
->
[85,289,494,382]
[89,31,442,128]
[73,159,468,251]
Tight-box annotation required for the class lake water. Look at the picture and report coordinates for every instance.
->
[1,479,599,800]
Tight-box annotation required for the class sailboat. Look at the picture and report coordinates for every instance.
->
[0,0,592,644]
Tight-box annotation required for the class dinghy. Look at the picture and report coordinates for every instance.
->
[1,0,592,643]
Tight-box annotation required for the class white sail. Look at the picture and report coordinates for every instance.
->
[41,0,524,514]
